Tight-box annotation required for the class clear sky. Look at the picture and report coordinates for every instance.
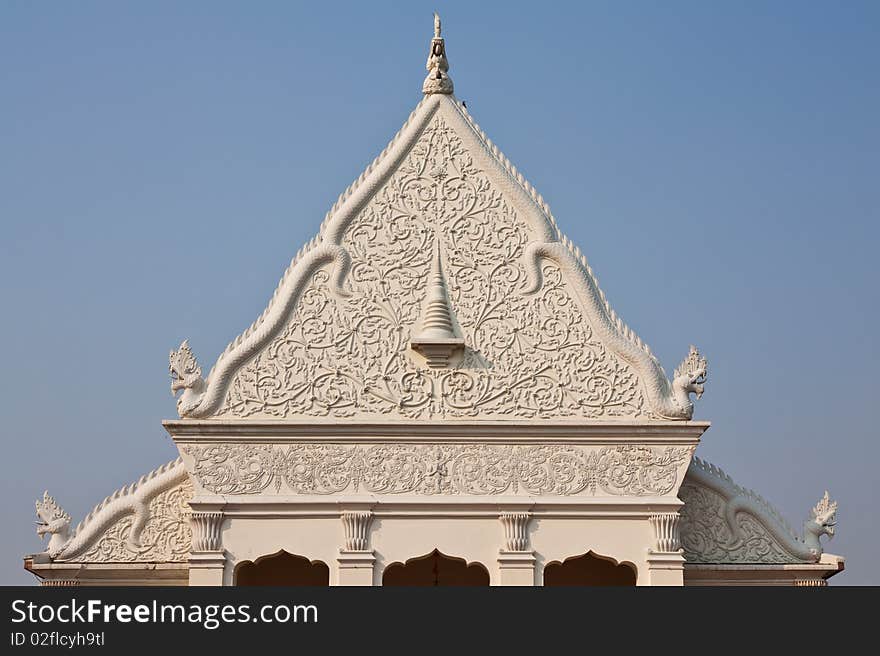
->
[1,1,877,585]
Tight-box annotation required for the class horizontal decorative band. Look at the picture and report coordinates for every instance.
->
[183,443,694,497]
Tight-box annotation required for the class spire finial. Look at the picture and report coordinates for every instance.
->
[423,13,454,95]
[419,240,455,339]
[410,238,465,368]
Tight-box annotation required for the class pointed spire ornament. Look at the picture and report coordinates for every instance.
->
[423,12,454,95]
[410,240,464,367]
[419,240,456,339]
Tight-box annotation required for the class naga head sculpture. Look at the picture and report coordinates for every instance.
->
[169,340,202,393]
[809,491,838,540]
[169,340,206,415]
[672,345,708,414]
[35,491,71,557]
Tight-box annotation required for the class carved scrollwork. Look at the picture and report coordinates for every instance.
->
[218,116,647,420]
[679,483,800,564]
[680,459,837,564]
[188,445,285,494]
[77,479,193,563]
[184,444,691,497]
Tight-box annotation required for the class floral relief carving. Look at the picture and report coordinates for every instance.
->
[218,116,647,420]
[184,444,690,497]
[679,483,799,564]
[77,479,193,563]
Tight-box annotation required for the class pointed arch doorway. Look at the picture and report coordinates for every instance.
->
[234,551,330,586]
[382,549,489,586]
[543,552,637,586]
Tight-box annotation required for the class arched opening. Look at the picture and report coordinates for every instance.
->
[382,549,489,586]
[235,550,329,586]
[543,552,637,586]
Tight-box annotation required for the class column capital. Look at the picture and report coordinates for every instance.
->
[498,513,535,585]
[340,510,374,552]
[648,512,682,554]
[187,510,224,553]
[499,512,531,552]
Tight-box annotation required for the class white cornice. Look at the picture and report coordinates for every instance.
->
[189,496,684,517]
[164,419,709,445]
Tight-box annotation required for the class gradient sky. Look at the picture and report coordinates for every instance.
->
[1,1,877,585]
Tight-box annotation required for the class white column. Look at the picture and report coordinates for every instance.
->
[337,511,375,586]
[497,512,535,586]
[646,512,684,586]
[188,508,226,586]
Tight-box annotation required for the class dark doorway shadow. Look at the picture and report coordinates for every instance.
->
[543,551,636,586]
[235,550,329,586]
[382,549,489,586]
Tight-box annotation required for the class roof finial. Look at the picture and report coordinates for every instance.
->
[419,240,456,339]
[423,12,453,95]
[410,238,464,367]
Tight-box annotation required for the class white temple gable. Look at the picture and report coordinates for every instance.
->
[25,15,842,588]
[169,71,707,423]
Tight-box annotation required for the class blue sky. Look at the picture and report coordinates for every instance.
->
[1,1,877,584]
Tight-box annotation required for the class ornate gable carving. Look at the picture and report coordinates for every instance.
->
[76,478,192,564]
[170,93,706,421]
[679,481,800,564]
[218,116,647,420]
[35,460,193,564]
[680,458,838,564]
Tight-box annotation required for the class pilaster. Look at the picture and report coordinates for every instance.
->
[497,512,535,586]
[648,512,681,553]
[646,512,684,586]
[188,508,226,586]
[337,511,375,586]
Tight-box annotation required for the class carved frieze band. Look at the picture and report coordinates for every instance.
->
[648,512,681,553]
[341,511,373,552]
[500,512,531,552]
[183,444,691,497]
[189,511,223,552]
